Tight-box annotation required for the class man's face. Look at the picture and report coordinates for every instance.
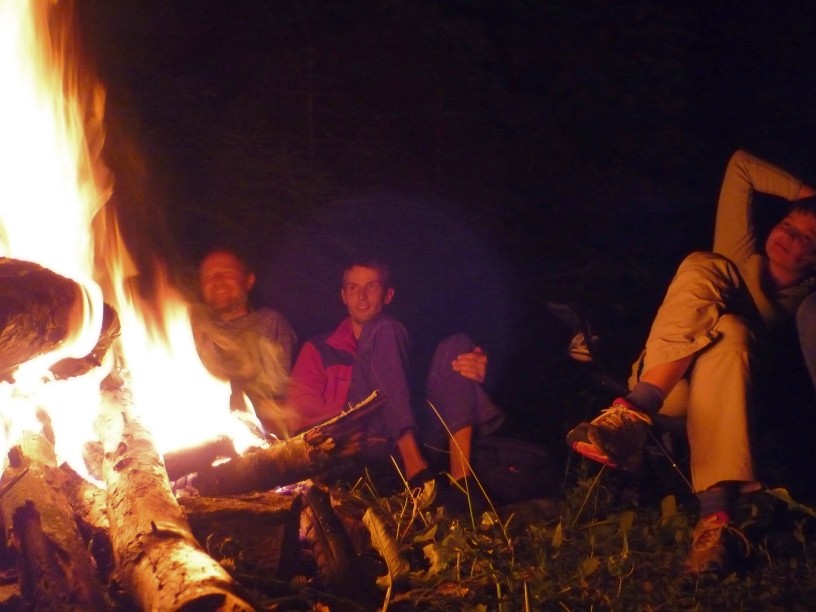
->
[765,211,816,279]
[199,251,255,320]
[341,265,394,328]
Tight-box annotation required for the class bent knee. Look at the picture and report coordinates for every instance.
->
[435,332,475,356]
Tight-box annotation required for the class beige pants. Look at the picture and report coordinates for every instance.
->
[629,252,764,492]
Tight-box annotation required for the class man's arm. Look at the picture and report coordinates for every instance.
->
[714,150,813,262]
[256,309,298,373]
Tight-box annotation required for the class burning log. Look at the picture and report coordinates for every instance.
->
[0,257,120,382]
[0,432,109,610]
[60,463,114,582]
[192,391,388,496]
[49,302,120,380]
[0,258,86,381]
[97,391,256,611]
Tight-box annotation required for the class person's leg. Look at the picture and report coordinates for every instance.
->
[348,316,428,480]
[658,313,756,576]
[684,314,755,492]
[568,251,756,470]
[424,333,503,480]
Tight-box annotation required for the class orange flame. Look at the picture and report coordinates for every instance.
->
[0,1,258,475]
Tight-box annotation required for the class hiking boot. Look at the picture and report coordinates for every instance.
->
[684,512,750,576]
[566,398,652,471]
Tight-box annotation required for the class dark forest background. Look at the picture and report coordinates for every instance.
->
[76,1,816,460]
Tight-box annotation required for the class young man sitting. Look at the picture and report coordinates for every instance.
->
[287,258,504,509]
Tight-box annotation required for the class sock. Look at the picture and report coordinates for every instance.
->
[697,487,735,521]
[625,381,665,416]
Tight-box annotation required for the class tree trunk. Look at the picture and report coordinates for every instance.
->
[0,432,109,611]
[192,391,387,496]
[97,390,257,611]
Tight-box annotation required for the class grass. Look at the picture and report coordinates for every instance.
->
[252,449,816,611]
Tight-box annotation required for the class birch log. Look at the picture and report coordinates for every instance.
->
[97,391,256,611]
[193,391,387,496]
[0,258,120,382]
[0,432,109,610]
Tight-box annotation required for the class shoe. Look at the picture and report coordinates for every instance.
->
[566,398,652,471]
[684,512,750,576]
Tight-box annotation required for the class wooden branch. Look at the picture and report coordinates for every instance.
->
[97,391,256,611]
[192,392,387,496]
[0,432,109,611]
[301,487,357,592]
[49,302,120,380]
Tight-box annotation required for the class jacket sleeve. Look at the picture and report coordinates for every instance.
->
[713,149,804,263]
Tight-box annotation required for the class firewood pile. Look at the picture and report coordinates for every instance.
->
[0,258,393,610]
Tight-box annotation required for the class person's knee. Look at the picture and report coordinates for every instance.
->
[678,252,738,282]
[435,333,474,358]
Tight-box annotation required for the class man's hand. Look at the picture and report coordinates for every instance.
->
[452,346,487,383]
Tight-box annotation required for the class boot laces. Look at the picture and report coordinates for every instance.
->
[590,403,652,431]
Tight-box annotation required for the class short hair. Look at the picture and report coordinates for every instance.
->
[791,196,816,218]
[199,246,252,274]
[342,257,392,289]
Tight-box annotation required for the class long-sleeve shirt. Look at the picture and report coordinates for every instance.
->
[288,314,414,437]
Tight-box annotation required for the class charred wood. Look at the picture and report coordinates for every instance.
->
[163,435,237,482]
[49,302,120,380]
[300,487,356,592]
[178,491,302,588]
[192,392,387,496]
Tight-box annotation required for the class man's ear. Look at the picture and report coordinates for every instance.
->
[246,272,256,291]
[384,287,395,304]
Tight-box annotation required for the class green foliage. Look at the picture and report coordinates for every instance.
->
[306,468,816,611]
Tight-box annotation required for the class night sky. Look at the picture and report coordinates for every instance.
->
[75,1,816,449]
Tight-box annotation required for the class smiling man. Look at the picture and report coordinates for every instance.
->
[195,248,297,433]
[287,258,503,511]
[567,150,816,577]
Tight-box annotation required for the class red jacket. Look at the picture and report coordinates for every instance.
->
[288,317,357,432]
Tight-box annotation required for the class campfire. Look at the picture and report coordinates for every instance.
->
[0,2,386,609]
